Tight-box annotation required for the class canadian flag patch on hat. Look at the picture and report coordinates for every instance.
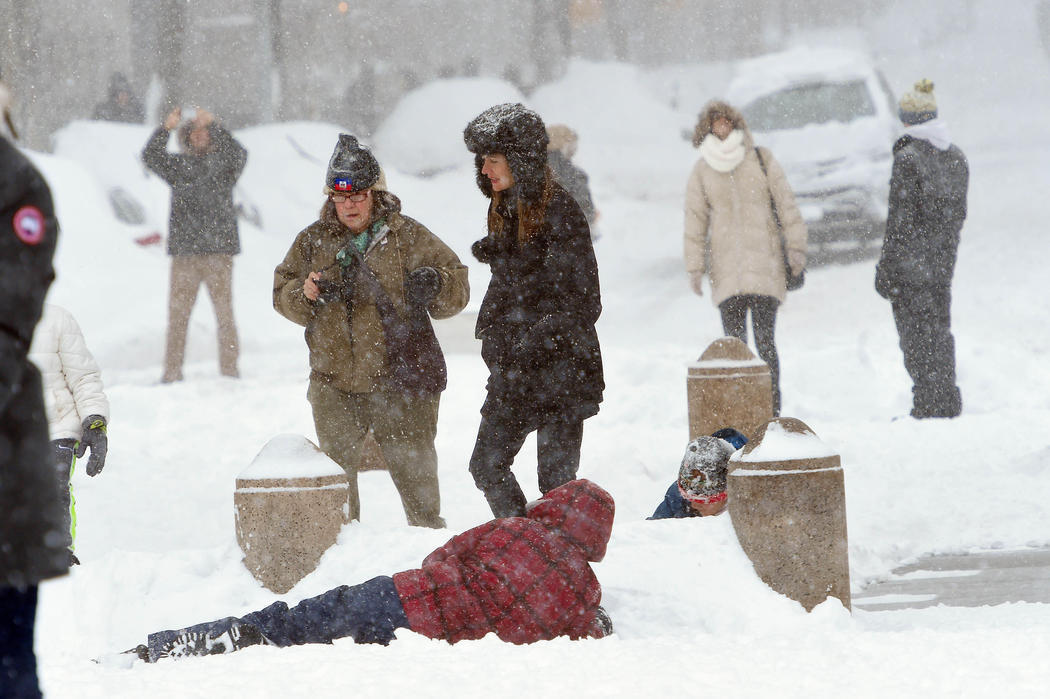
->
[13,205,46,245]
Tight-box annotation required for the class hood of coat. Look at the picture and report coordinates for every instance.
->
[526,479,615,562]
[464,103,549,203]
[692,100,755,150]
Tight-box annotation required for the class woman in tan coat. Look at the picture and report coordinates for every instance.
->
[683,101,806,415]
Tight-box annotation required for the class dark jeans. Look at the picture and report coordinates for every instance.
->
[0,585,41,699]
[147,576,409,660]
[719,294,781,415]
[891,286,961,417]
[469,415,584,518]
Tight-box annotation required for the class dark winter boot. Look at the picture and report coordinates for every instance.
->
[150,622,273,662]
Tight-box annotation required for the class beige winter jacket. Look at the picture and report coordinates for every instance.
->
[273,193,469,394]
[683,139,807,306]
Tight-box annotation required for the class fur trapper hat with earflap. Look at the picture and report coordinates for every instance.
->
[692,100,749,148]
[898,79,937,125]
[463,103,549,202]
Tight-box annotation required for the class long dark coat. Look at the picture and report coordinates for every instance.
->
[0,136,68,588]
[142,124,247,256]
[472,183,604,425]
[876,134,969,296]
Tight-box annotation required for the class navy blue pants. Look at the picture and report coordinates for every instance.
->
[147,576,409,658]
[0,585,42,699]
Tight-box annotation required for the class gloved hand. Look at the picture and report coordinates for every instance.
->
[688,270,705,296]
[787,249,806,277]
[405,266,441,307]
[76,414,108,477]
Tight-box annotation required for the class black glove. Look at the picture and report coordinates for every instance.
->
[76,414,108,477]
[405,266,441,307]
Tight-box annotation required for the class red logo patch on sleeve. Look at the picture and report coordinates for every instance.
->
[12,205,46,245]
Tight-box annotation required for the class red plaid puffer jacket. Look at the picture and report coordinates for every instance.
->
[392,479,614,644]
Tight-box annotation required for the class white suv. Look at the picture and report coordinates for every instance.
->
[726,47,899,254]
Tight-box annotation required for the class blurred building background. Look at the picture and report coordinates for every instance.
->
[2,0,961,149]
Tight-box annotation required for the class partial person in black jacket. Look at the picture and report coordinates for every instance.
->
[875,80,968,419]
[463,103,605,518]
[546,124,598,237]
[1,119,67,699]
[92,72,145,123]
[143,107,247,383]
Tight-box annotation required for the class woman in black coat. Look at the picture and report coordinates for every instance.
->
[463,103,604,518]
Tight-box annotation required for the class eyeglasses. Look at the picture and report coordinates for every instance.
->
[329,191,370,204]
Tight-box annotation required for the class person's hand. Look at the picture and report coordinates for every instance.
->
[304,272,322,302]
[405,266,441,306]
[163,107,181,131]
[76,415,108,477]
[688,270,705,296]
[194,108,214,128]
[788,249,806,276]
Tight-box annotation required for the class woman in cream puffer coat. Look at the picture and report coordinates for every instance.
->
[683,101,807,415]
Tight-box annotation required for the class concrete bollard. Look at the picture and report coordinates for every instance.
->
[235,434,349,594]
[687,337,773,440]
[727,417,851,611]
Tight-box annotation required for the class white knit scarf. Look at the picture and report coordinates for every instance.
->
[699,129,746,172]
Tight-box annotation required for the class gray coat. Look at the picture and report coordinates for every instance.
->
[1,136,68,587]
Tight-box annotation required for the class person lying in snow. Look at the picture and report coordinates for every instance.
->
[648,428,747,520]
[124,479,615,662]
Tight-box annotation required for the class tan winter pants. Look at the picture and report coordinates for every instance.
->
[308,381,445,529]
[163,254,239,382]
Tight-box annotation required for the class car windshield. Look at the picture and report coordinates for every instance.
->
[743,79,876,132]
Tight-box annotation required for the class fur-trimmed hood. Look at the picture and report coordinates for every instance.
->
[692,100,755,149]
[463,103,549,203]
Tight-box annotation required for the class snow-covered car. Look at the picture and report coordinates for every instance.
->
[727,47,899,252]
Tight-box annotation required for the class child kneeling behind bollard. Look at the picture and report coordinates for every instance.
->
[648,428,747,520]
[121,480,615,662]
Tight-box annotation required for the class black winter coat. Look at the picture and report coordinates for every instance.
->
[548,151,596,225]
[142,125,247,257]
[472,183,604,425]
[0,136,68,587]
[876,135,969,297]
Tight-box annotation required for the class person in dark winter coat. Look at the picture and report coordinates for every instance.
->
[127,479,615,662]
[92,72,145,123]
[274,135,469,528]
[143,106,247,383]
[546,124,598,234]
[875,80,968,419]
[463,103,605,518]
[649,428,746,520]
[1,125,67,699]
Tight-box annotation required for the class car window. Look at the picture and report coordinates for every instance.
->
[743,80,876,132]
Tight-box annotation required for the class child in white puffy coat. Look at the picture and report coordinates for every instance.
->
[29,304,109,564]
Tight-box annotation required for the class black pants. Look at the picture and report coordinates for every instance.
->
[147,576,408,661]
[719,294,781,415]
[52,439,77,552]
[0,585,41,699]
[891,286,961,418]
[469,414,584,518]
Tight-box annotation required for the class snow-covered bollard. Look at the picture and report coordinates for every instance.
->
[727,418,851,612]
[687,336,773,440]
[234,434,349,594]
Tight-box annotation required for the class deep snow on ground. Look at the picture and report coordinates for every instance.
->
[18,1,1050,696]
